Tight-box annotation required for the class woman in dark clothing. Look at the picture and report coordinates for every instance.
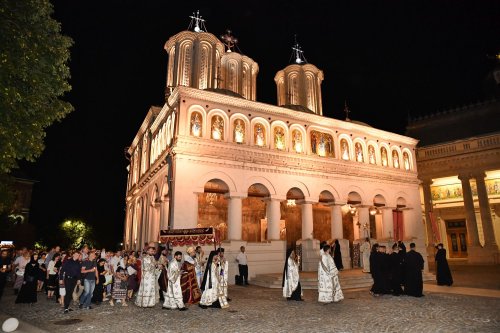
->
[15,253,40,304]
[435,243,453,286]
[92,258,106,304]
[333,239,344,270]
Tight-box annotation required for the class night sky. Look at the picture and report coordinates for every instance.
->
[19,0,500,248]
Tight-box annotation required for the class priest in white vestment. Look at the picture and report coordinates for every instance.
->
[135,247,158,307]
[318,244,344,303]
[199,251,229,309]
[163,251,187,310]
[282,249,303,301]
[360,237,371,273]
[217,248,229,300]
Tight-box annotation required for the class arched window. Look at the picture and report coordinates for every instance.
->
[190,112,202,137]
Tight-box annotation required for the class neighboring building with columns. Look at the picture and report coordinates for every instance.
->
[407,98,500,264]
[123,17,428,281]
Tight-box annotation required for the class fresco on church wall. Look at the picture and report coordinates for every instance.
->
[368,145,376,164]
[486,178,500,195]
[274,126,286,150]
[381,147,388,166]
[311,130,334,157]
[355,142,364,162]
[233,119,245,143]
[242,197,266,242]
[211,115,224,140]
[254,123,265,146]
[190,112,202,137]
[312,204,331,241]
[340,139,349,160]
[291,130,303,153]
[280,202,302,250]
[197,193,228,241]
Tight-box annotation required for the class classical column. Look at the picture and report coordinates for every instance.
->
[474,172,498,248]
[331,205,343,240]
[421,179,436,245]
[301,202,314,240]
[160,197,170,231]
[358,206,370,239]
[458,174,480,247]
[228,195,243,240]
[381,207,393,239]
[266,198,282,240]
[149,203,160,243]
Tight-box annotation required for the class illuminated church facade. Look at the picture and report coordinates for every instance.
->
[123,17,427,280]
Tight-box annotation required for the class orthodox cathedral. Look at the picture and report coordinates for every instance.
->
[123,13,427,281]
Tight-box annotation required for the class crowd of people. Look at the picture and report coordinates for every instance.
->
[0,243,236,313]
[0,239,452,313]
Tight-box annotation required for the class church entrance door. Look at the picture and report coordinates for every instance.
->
[445,219,467,258]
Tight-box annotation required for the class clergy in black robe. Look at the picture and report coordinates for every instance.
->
[369,243,385,296]
[378,246,391,294]
[389,243,403,296]
[404,243,424,297]
[15,254,40,304]
[435,244,453,286]
[333,239,344,270]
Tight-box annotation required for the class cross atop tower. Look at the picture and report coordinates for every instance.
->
[188,10,206,33]
[291,35,307,64]
[220,29,239,52]
[344,100,351,121]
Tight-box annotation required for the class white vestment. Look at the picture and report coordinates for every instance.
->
[318,253,344,303]
[163,259,185,309]
[360,241,371,272]
[135,255,158,307]
[199,262,229,308]
[219,258,229,298]
[283,257,302,298]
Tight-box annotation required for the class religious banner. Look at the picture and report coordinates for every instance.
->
[428,211,441,243]
[159,227,217,247]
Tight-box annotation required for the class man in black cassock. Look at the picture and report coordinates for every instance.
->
[435,243,453,286]
[389,243,403,296]
[404,243,424,297]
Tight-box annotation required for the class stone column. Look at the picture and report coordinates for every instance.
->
[331,205,343,240]
[301,202,314,240]
[266,198,282,240]
[474,172,498,249]
[228,195,243,240]
[160,197,171,231]
[421,179,436,245]
[381,207,394,239]
[358,206,370,239]
[458,174,480,247]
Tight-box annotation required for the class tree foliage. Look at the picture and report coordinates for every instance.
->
[0,0,74,173]
[60,219,94,249]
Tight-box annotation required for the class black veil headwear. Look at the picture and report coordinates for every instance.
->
[282,248,294,288]
[200,250,218,291]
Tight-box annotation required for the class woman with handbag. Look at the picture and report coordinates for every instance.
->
[15,253,40,304]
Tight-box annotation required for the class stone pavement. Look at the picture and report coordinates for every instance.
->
[1,282,500,333]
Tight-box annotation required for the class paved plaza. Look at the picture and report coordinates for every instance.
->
[1,270,500,333]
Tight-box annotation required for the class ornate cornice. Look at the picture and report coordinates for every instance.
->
[172,135,420,185]
[128,106,161,153]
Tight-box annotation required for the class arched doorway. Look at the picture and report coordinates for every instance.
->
[243,184,270,242]
[313,191,335,241]
[197,179,229,241]
[282,187,305,249]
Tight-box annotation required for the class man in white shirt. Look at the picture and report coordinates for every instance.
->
[235,246,249,285]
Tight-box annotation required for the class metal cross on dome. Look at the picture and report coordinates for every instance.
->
[188,10,206,32]
[221,29,238,52]
[291,35,307,64]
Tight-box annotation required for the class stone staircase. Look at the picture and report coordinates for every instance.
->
[252,268,436,290]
